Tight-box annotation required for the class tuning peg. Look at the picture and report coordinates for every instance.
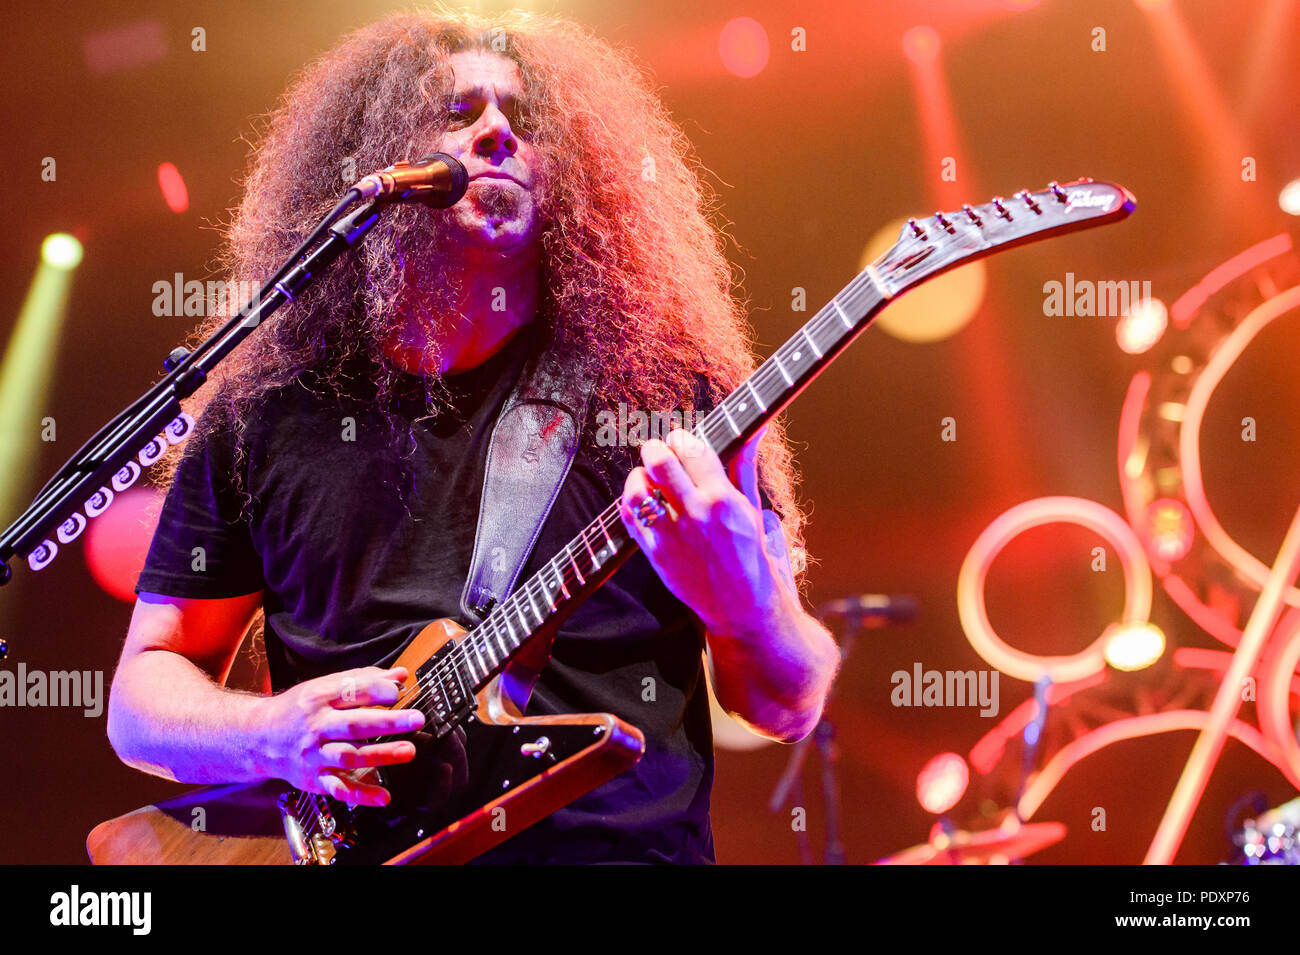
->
[992,197,1012,221]
[934,211,955,234]
[962,204,982,226]
[907,217,927,239]
[1048,181,1067,203]
[1017,190,1042,214]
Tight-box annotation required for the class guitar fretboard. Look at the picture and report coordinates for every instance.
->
[411,265,892,726]
[408,177,1138,726]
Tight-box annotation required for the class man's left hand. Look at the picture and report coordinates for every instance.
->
[618,427,780,634]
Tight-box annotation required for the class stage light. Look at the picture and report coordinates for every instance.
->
[1279,178,1300,216]
[1104,621,1166,671]
[0,236,82,526]
[917,752,969,814]
[1116,297,1167,354]
[157,162,189,214]
[717,17,769,79]
[41,233,83,270]
[1145,497,1194,562]
[902,26,940,65]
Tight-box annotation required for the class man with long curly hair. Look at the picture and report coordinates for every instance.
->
[107,8,838,864]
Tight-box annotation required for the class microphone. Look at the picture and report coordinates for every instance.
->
[353,154,469,208]
[816,593,919,627]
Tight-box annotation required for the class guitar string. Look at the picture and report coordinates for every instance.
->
[374,267,889,731]
[371,268,888,733]
[283,199,1081,817]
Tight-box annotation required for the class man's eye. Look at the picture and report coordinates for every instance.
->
[448,106,473,124]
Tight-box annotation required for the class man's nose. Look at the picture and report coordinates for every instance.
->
[472,105,517,160]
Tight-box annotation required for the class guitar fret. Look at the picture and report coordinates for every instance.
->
[462,645,483,684]
[596,519,616,559]
[526,585,543,622]
[801,325,823,358]
[582,530,599,571]
[833,298,853,329]
[566,546,586,585]
[479,632,498,669]
[541,573,558,612]
[720,401,740,435]
[745,378,767,412]
[492,620,510,657]
[554,562,571,600]
[773,354,793,385]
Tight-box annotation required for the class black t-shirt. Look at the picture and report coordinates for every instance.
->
[135,329,756,864]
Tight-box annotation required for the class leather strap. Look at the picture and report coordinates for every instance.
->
[459,341,592,624]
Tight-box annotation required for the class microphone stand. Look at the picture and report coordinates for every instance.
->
[767,597,918,864]
[767,615,861,866]
[0,192,382,599]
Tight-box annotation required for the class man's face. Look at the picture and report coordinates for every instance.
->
[433,50,544,258]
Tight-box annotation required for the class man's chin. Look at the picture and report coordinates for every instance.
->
[454,218,540,257]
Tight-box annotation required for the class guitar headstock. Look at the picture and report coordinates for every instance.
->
[871,179,1136,297]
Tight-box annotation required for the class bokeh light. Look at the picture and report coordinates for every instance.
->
[1104,621,1166,671]
[917,752,969,814]
[40,233,83,270]
[1145,497,1194,562]
[83,486,163,602]
[902,25,941,65]
[718,17,769,78]
[157,161,189,213]
[1116,297,1168,354]
[1279,177,1300,216]
[861,219,986,342]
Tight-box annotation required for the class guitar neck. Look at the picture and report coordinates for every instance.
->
[431,269,892,706]
[423,178,1136,713]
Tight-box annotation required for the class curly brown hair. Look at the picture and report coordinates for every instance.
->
[169,5,806,573]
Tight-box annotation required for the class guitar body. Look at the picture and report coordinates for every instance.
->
[87,618,646,865]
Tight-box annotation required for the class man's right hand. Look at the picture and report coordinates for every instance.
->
[253,665,426,807]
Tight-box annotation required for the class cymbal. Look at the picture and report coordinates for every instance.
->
[876,819,1066,865]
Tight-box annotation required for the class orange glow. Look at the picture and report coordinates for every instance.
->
[958,497,1153,683]
[1136,0,1269,230]
[1145,498,1194,563]
[916,752,969,814]
[717,17,769,78]
[157,161,189,214]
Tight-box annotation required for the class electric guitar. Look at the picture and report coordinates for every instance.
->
[87,178,1136,865]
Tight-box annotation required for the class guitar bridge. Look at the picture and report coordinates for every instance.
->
[277,790,355,865]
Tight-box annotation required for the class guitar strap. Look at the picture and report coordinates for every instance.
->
[458,337,593,625]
